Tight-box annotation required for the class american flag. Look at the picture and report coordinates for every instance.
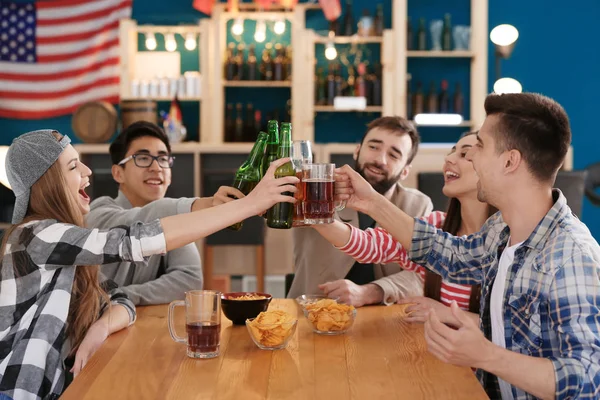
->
[0,0,131,119]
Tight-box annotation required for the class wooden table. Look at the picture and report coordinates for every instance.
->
[62,299,488,399]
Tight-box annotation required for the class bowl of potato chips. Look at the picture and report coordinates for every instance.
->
[303,298,357,335]
[246,310,298,350]
[295,294,332,310]
[221,292,272,325]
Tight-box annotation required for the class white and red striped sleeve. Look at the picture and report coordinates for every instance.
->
[337,211,446,271]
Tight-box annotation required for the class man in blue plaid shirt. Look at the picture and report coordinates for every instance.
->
[335,93,600,399]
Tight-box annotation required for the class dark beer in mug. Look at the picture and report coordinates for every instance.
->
[302,178,336,224]
[186,322,221,354]
[301,163,345,224]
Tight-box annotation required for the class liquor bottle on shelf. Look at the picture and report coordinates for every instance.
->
[261,44,274,81]
[244,103,255,142]
[442,14,452,51]
[374,4,384,36]
[341,0,354,36]
[234,103,244,142]
[406,74,413,120]
[371,63,382,106]
[453,82,464,117]
[247,44,258,81]
[316,67,327,105]
[329,20,339,36]
[266,122,295,229]
[346,65,356,97]
[326,63,336,105]
[254,110,262,134]
[406,17,414,50]
[234,44,244,81]
[355,63,367,98]
[413,81,424,116]
[439,80,450,113]
[357,9,373,37]
[225,103,234,142]
[224,43,236,80]
[273,43,284,81]
[228,132,268,231]
[261,120,280,178]
[426,81,438,113]
[417,18,427,51]
[285,46,292,80]
[334,63,344,97]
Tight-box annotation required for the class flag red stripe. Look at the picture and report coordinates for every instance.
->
[0,96,120,119]
[37,38,119,62]
[37,20,119,44]
[0,77,120,100]
[35,0,105,9]
[0,57,119,81]
[36,0,131,26]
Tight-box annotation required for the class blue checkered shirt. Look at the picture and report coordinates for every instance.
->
[409,190,600,399]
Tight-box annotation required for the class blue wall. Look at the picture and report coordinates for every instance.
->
[1,0,599,238]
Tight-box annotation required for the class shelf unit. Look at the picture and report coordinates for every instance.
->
[118,19,210,138]
[394,0,488,129]
[206,4,300,144]
[292,14,394,142]
[116,0,488,143]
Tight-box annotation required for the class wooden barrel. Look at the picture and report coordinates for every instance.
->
[120,100,157,129]
[72,101,118,143]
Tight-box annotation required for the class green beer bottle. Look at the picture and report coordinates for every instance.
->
[266,123,295,229]
[228,132,268,231]
[261,120,280,178]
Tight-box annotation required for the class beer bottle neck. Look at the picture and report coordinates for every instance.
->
[247,135,267,167]
[278,129,292,158]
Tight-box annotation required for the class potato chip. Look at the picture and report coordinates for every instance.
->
[231,294,268,301]
[247,310,296,347]
[305,299,355,332]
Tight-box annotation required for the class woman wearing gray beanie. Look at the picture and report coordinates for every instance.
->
[0,130,298,400]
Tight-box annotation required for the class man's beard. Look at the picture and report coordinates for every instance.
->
[355,160,401,195]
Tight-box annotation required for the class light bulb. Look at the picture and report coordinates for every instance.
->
[325,43,337,60]
[184,33,196,51]
[165,33,177,52]
[231,18,244,36]
[490,24,519,46]
[493,77,522,94]
[254,20,266,43]
[274,19,286,35]
[145,32,157,51]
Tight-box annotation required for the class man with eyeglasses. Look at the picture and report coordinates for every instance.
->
[86,121,240,305]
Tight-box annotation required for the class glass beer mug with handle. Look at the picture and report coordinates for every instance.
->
[302,163,346,224]
[291,140,313,227]
[168,290,221,359]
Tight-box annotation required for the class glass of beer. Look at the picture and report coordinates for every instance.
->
[302,163,346,224]
[168,290,221,359]
[291,140,313,227]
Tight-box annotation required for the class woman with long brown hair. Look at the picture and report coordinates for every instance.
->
[0,130,297,400]
[313,131,496,324]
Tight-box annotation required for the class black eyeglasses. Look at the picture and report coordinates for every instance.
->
[118,153,175,169]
